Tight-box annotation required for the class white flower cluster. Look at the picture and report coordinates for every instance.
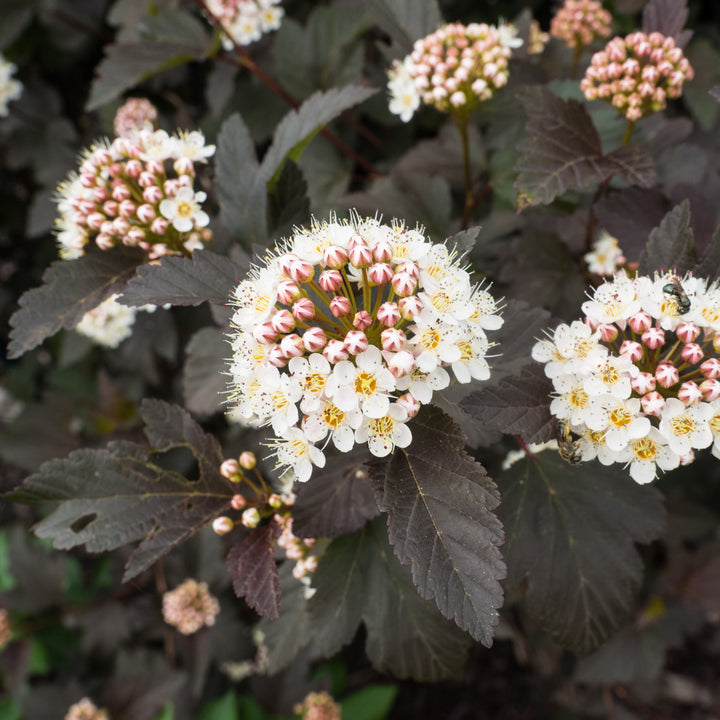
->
[387,21,521,123]
[0,54,22,117]
[227,215,503,482]
[584,230,626,276]
[205,0,283,48]
[533,271,720,484]
[75,294,157,348]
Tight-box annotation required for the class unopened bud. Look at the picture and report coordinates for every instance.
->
[231,494,247,510]
[212,516,234,535]
[220,459,241,480]
[268,493,283,508]
[241,508,261,528]
[239,451,256,470]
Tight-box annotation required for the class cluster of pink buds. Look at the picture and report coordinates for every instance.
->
[293,692,341,720]
[549,0,612,49]
[113,97,158,138]
[276,509,319,579]
[64,699,109,720]
[161,578,220,635]
[226,214,503,482]
[581,32,694,121]
[387,22,519,123]
[54,127,215,260]
[205,0,283,48]
[533,270,720,484]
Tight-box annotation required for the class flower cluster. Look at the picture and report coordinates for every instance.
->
[205,0,283,48]
[584,230,626,276]
[162,579,220,635]
[387,22,519,123]
[227,215,503,482]
[581,32,694,121]
[533,271,720,484]
[528,20,550,55]
[54,127,215,259]
[293,692,341,720]
[549,0,612,49]
[276,508,319,580]
[75,294,158,348]
[0,53,22,117]
[64,699,109,720]
[113,97,158,138]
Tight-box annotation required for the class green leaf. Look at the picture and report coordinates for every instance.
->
[0,532,16,591]
[215,113,267,246]
[308,518,472,680]
[498,453,666,654]
[86,7,212,110]
[341,685,398,720]
[182,327,230,417]
[367,0,443,55]
[638,200,696,275]
[9,400,234,581]
[369,406,505,645]
[261,85,377,187]
[120,249,243,308]
[197,692,239,720]
[7,247,143,359]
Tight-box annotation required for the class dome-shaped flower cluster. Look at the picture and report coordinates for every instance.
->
[387,22,519,123]
[584,230,626,276]
[162,578,220,635]
[54,128,215,260]
[205,0,283,48]
[549,0,612,49]
[64,699,109,720]
[0,53,22,117]
[113,97,158,138]
[226,215,503,482]
[533,271,720,484]
[581,31,694,121]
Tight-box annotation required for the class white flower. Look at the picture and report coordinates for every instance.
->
[495,20,524,49]
[0,54,22,117]
[617,429,680,484]
[355,404,412,457]
[598,397,651,451]
[254,366,302,435]
[159,186,210,233]
[395,366,450,403]
[288,354,331,413]
[302,400,362,452]
[172,131,216,162]
[658,398,714,456]
[584,230,625,276]
[75,294,138,347]
[268,427,325,483]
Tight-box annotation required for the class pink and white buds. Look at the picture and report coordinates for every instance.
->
[655,361,679,388]
[280,333,304,358]
[378,302,401,327]
[353,311,373,331]
[391,272,417,297]
[368,263,394,286]
[330,296,351,318]
[619,340,643,362]
[239,451,256,469]
[387,350,415,378]
[344,330,369,355]
[241,508,261,529]
[291,298,315,323]
[220,459,241,480]
[399,296,423,319]
[302,327,327,352]
[381,328,407,352]
[212,516,234,535]
[231,494,247,510]
[319,270,343,293]
[277,279,301,304]
[642,327,665,349]
[349,244,373,268]
[678,381,703,405]
[323,339,349,364]
[322,245,348,269]
[272,310,296,334]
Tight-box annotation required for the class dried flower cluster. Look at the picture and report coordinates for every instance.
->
[113,97,158,138]
[205,0,283,48]
[162,578,220,635]
[226,215,503,482]
[533,271,720,484]
[584,230,626,276]
[387,22,520,122]
[54,127,215,259]
[0,53,22,117]
[64,699,109,720]
[581,31,694,121]
[549,0,612,49]
[294,691,341,720]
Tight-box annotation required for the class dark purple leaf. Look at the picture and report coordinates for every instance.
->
[641,0,692,48]
[638,200,696,275]
[182,327,230,417]
[604,142,655,188]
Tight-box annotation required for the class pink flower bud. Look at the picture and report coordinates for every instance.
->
[268,493,283,509]
[628,312,653,333]
[681,343,704,365]
[349,244,373,268]
[373,241,392,263]
[353,311,372,331]
[655,361,679,388]
[700,357,720,379]
[102,200,118,217]
[700,379,720,402]
[330,296,351,317]
[118,199,136,218]
[252,322,278,344]
[268,344,288,367]
[93,188,109,204]
[387,350,415,378]
[370,261,395,285]
[642,327,665,349]
[146,159,164,175]
[391,272,417,297]
[641,391,665,416]
[221,459,240,480]
[322,245,348,269]
[276,279,301,305]
[271,309,295,334]
[631,371,656,395]
[397,392,420,418]
[125,159,143,177]
[344,330,369,355]
[678,381,703,405]
[113,217,130,235]
[87,212,105,230]
[676,322,700,343]
[399,296,423,319]
[396,261,420,279]
[212,516,234,535]
[323,339,349,364]
[348,233,366,252]
[289,259,314,284]
[136,203,156,223]
[96,234,114,249]
[619,340,643,362]
[231,494,247,510]
[127,227,145,243]
[241,508,261,529]
[239,451,256,469]
[378,302,401,327]
[79,173,95,188]
[280,333,304,358]
[143,185,163,204]
[381,328,407,352]
[174,156,194,175]
[319,270,343,293]
[302,327,327,352]
[598,323,619,342]
[290,298,314,323]
[277,253,296,276]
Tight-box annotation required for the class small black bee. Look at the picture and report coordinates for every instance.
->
[556,421,582,465]
[662,277,691,315]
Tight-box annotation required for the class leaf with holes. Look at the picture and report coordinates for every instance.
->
[498,452,665,654]
[369,405,505,645]
[8,400,234,581]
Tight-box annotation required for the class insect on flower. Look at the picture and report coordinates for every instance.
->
[662,276,691,315]
[556,420,582,465]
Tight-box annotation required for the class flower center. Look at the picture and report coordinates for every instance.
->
[321,404,345,429]
[609,407,632,427]
[633,437,657,461]
[176,201,193,219]
[458,340,473,361]
[304,373,325,393]
[710,414,720,434]
[355,372,377,396]
[670,414,694,437]
[600,362,620,385]
[254,296,271,314]
[569,387,589,408]
[421,329,441,350]
[272,390,289,411]
[429,292,453,313]
[370,416,394,435]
